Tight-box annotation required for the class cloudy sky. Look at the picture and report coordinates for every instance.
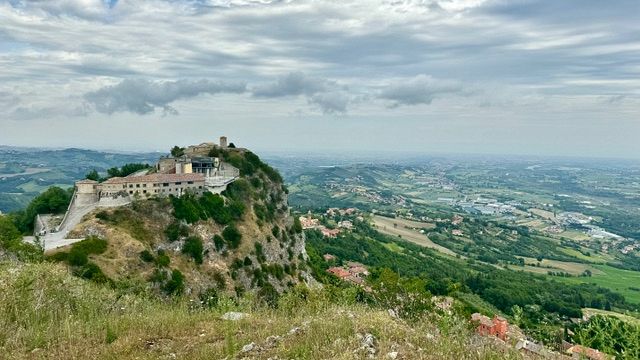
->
[1,0,639,158]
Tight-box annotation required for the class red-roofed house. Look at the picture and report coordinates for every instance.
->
[567,345,612,360]
[327,267,350,279]
[471,313,508,341]
[321,227,341,238]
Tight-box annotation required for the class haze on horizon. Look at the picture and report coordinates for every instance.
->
[1,0,639,159]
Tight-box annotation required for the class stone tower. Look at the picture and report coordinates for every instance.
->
[220,136,228,148]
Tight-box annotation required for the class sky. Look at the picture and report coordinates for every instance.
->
[0,0,639,158]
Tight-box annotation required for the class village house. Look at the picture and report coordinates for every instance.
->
[299,214,320,230]
[452,229,464,236]
[327,267,350,279]
[566,345,612,360]
[326,262,370,286]
[515,339,549,357]
[323,254,336,261]
[451,214,464,225]
[321,227,341,238]
[326,207,358,217]
[338,220,353,229]
[471,313,508,341]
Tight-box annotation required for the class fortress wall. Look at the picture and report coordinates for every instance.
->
[97,195,131,207]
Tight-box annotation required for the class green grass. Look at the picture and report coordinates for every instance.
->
[562,265,640,305]
[0,261,522,359]
[382,242,404,253]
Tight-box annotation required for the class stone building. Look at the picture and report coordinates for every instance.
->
[72,138,239,207]
[99,173,205,198]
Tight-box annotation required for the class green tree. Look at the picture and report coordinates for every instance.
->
[170,146,185,157]
[85,169,100,181]
[0,215,22,245]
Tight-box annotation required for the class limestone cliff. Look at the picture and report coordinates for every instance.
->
[59,148,312,299]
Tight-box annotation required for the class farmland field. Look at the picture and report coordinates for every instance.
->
[371,215,456,256]
[563,265,640,305]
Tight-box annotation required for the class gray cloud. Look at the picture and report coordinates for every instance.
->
[251,72,352,113]
[308,92,349,114]
[379,75,466,107]
[84,78,247,115]
[251,72,331,98]
[2,0,640,157]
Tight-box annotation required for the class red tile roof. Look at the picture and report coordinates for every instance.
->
[327,267,350,278]
[102,173,204,185]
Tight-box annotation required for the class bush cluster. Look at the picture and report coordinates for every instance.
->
[171,193,244,225]
[47,236,110,284]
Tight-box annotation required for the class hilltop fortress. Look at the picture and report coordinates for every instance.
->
[75,136,239,205]
[35,137,240,249]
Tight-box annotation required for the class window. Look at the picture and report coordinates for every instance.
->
[136,184,140,188]
[163,183,169,187]
[143,184,147,188]
[143,190,147,194]
[175,182,182,185]
[129,191,133,194]
[187,181,193,184]
[123,185,126,189]
[129,184,133,188]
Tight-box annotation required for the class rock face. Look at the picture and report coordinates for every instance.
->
[64,148,312,299]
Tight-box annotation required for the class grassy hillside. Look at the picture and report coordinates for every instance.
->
[0,261,524,359]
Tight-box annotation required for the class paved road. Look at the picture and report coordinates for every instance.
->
[40,203,96,250]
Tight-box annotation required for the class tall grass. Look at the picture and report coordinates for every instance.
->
[0,261,522,359]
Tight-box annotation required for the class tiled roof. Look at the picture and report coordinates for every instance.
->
[76,179,98,184]
[102,173,204,185]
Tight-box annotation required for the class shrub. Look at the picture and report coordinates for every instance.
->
[255,242,266,263]
[163,269,185,295]
[165,222,189,242]
[257,283,279,308]
[139,250,154,263]
[149,268,167,283]
[199,287,219,308]
[74,262,109,284]
[72,236,108,255]
[243,256,253,266]
[213,234,225,251]
[67,250,88,266]
[155,250,171,267]
[182,236,204,264]
[222,225,242,249]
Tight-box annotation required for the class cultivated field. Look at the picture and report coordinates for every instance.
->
[518,257,603,276]
[563,265,640,305]
[372,215,456,256]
